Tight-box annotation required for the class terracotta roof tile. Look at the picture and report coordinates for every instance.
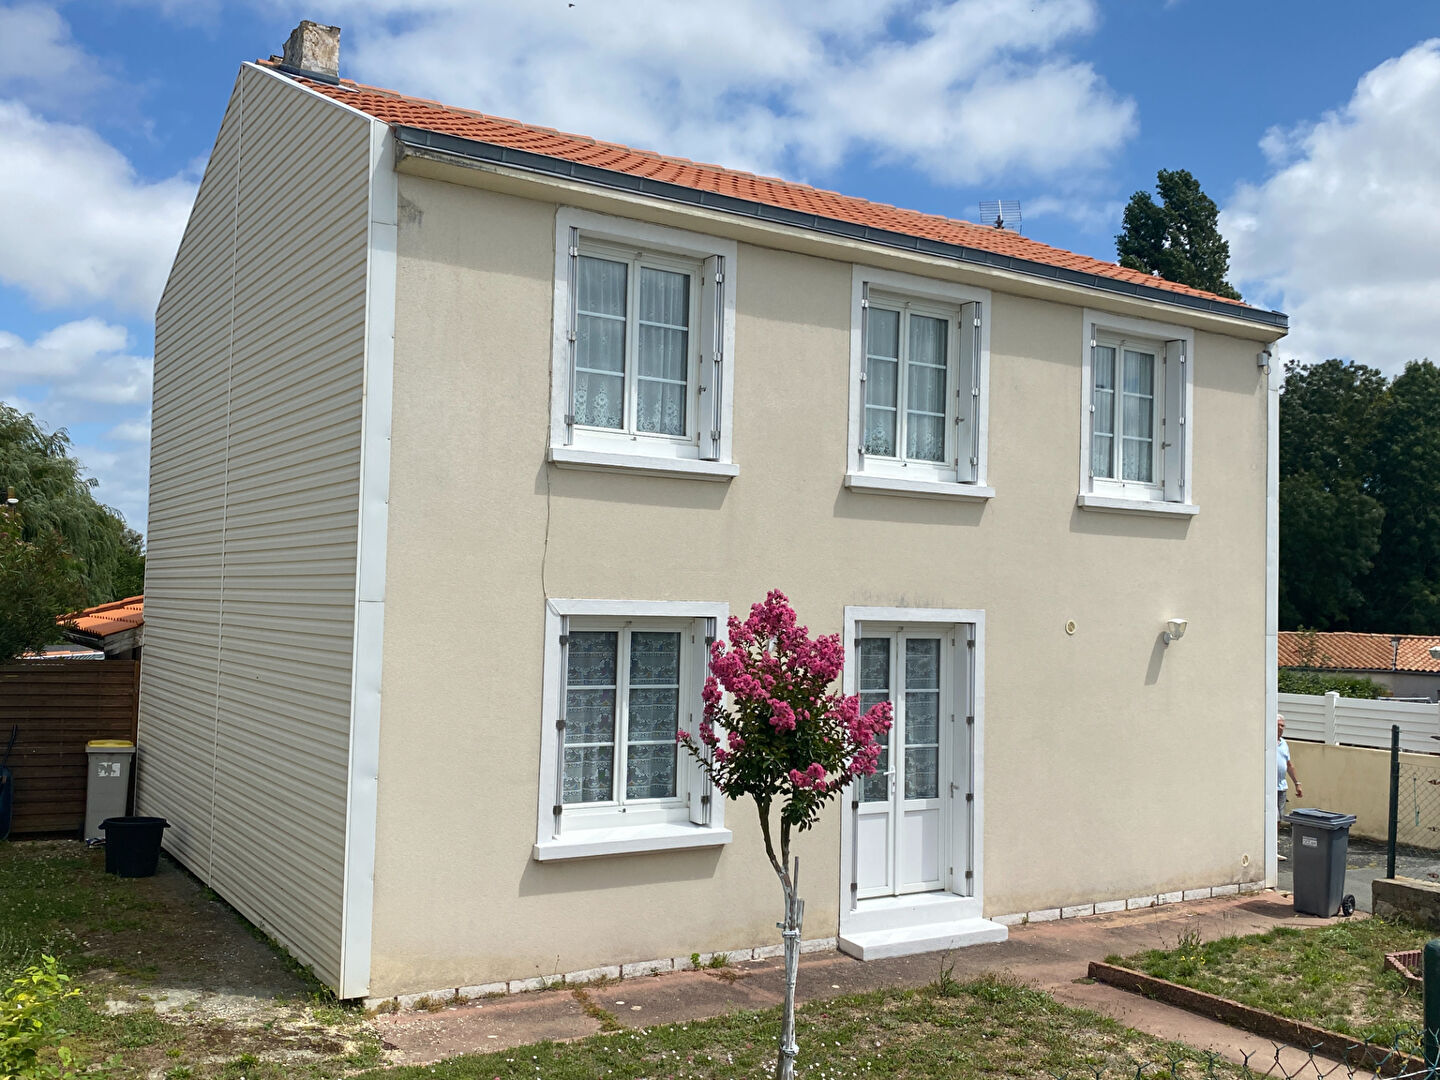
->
[261,62,1250,310]
[61,596,143,637]
[1278,631,1440,674]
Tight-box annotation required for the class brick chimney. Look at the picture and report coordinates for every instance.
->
[281,20,340,79]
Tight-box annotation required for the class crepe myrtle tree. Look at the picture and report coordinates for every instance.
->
[679,590,892,1080]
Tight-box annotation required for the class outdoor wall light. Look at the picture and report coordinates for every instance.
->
[4,487,16,506]
[1429,645,1440,662]
[1163,619,1188,646]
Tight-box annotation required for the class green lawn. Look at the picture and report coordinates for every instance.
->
[0,840,379,1078]
[1111,917,1426,1049]
[353,975,1239,1080]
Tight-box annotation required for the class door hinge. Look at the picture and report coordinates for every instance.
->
[558,633,570,646]
[851,798,860,810]
[964,869,974,880]
[568,245,579,258]
[700,794,711,806]
[556,719,566,731]
[965,792,974,803]
[552,804,563,816]
[966,714,975,725]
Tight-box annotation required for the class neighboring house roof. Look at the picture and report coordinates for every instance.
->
[260,61,1282,326]
[62,596,144,638]
[1278,631,1440,674]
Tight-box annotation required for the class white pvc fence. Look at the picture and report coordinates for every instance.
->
[1279,691,1440,754]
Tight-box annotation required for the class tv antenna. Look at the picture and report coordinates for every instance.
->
[978,199,1022,233]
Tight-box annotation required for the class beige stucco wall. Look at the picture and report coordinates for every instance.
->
[1288,741,1440,845]
[367,174,1270,997]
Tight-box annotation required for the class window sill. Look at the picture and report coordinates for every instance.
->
[533,823,733,861]
[844,473,995,502]
[548,447,739,481]
[1076,493,1199,518]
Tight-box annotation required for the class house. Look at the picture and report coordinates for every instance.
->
[137,22,1289,1003]
[60,596,144,661]
[1278,630,1440,701]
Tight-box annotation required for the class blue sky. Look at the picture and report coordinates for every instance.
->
[2,1,1438,535]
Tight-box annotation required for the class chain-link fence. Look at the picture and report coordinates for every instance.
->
[1386,724,1440,882]
[1053,1029,1436,1080]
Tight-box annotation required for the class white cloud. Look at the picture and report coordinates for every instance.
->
[0,317,152,528]
[0,2,113,107]
[335,0,1135,186]
[0,99,195,314]
[1223,39,1440,373]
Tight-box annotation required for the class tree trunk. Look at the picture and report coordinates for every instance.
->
[775,856,804,1080]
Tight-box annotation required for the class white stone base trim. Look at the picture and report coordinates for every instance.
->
[364,936,838,1011]
[990,879,1266,930]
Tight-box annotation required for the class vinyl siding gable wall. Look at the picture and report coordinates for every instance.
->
[139,65,374,989]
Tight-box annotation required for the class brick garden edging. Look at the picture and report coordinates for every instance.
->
[1088,962,1423,1077]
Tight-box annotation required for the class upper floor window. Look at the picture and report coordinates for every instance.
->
[550,209,737,480]
[846,266,992,501]
[1079,310,1197,516]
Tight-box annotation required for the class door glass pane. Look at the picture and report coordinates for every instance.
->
[636,268,690,436]
[858,638,891,803]
[864,308,900,457]
[563,631,617,803]
[626,631,680,799]
[1121,349,1155,482]
[905,315,947,462]
[574,257,627,429]
[1092,345,1116,478]
[904,639,941,799]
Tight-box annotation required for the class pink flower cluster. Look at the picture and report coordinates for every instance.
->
[788,763,830,792]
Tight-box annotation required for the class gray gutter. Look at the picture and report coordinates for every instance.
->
[392,124,1288,331]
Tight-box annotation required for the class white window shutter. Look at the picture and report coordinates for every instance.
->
[959,301,982,482]
[858,282,871,468]
[697,255,725,460]
[564,226,580,445]
[1163,339,1186,501]
[688,617,715,825]
[552,614,571,834]
[1087,324,1099,483]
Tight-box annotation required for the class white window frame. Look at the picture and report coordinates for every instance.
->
[549,208,738,481]
[846,265,993,501]
[1078,309,1198,518]
[535,598,732,861]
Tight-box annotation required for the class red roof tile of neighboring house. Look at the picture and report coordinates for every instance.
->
[261,62,1248,310]
[62,596,143,638]
[1278,631,1440,674]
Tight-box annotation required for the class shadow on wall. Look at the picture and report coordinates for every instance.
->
[517,846,726,898]
[831,488,987,528]
[1067,507,1193,540]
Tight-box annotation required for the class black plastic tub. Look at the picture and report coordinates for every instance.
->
[99,817,169,877]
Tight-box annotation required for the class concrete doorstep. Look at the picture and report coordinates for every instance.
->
[372,890,1350,1069]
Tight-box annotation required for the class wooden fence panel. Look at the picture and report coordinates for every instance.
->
[0,662,140,834]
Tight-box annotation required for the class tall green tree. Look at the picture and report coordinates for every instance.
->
[1365,361,1440,632]
[1116,169,1241,300]
[1278,359,1387,629]
[0,518,87,661]
[0,403,141,607]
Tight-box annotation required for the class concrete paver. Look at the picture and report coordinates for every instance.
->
[373,891,1351,1067]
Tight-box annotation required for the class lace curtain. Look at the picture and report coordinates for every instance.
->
[562,629,680,804]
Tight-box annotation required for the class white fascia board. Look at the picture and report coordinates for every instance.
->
[339,116,396,1001]
[1264,347,1281,886]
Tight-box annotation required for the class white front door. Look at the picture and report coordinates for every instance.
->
[853,627,968,898]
